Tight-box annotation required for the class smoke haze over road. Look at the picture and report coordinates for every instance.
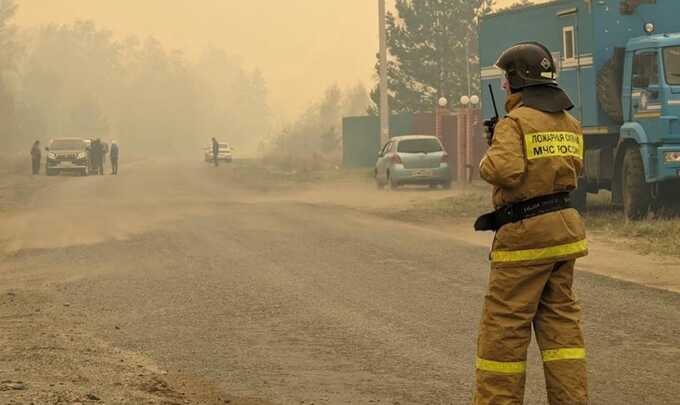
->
[15,0,540,120]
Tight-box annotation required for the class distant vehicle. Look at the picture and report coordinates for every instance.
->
[375,135,452,189]
[204,143,233,163]
[45,138,90,176]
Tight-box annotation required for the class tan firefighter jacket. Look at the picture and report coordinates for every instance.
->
[479,93,588,266]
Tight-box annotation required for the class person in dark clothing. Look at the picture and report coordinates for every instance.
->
[110,141,119,175]
[92,138,105,175]
[212,137,219,167]
[30,140,41,175]
[90,139,100,174]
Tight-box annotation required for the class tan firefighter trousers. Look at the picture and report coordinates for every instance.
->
[474,260,588,405]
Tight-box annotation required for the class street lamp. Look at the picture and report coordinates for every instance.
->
[435,97,449,142]
[459,93,479,186]
[460,95,480,107]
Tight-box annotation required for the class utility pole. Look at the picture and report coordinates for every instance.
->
[379,0,389,145]
[465,38,472,184]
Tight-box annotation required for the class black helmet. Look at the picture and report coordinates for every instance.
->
[496,42,557,90]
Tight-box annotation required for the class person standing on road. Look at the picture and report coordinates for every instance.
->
[110,140,119,175]
[473,42,589,405]
[30,140,42,175]
[212,137,219,167]
[93,138,105,175]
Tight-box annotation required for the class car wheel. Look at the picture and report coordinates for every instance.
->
[388,172,399,190]
[442,181,452,190]
[375,170,385,190]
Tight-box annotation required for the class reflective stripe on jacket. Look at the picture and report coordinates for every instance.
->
[480,93,588,266]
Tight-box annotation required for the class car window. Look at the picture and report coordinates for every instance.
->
[51,140,86,151]
[397,139,442,153]
[380,142,391,156]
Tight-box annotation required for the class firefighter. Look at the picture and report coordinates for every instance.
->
[473,42,589,404]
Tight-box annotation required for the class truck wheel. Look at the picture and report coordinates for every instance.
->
[571,178,587,213]
[597,48,625,125]
[622,147,651,220]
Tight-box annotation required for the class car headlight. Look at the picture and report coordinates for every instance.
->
[664,152,680,163]
[48,152,56,159]
[77,152,87,159]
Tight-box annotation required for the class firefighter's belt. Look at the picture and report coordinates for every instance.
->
[474,192,572,232]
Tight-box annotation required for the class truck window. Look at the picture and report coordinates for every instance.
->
[632,51,659,88]
[663,47,680,85]
[563,26,575,61]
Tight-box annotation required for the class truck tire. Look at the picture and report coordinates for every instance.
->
[597,48,625,125]
[571,178,587,213]
[622,147,651,220]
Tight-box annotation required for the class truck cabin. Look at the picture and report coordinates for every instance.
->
[625,34,680,126]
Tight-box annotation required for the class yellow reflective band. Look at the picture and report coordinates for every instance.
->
[491,240,588,263]
[634,111,662,120]
[524,131,583,160]
[476,357,526,374]
[542,348,586,362]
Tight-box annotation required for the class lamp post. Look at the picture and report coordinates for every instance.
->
[378,0,389,145]
[435,96,448,142]
[460,94,480,185]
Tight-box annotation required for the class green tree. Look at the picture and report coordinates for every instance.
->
[499,0,533,11]
[269,82,369,160]
[370,0,494,114]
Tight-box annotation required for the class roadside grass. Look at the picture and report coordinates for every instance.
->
[229,159,373,191]
[229,159,680,259]
[383,182,680,258]
[583,192,680,257]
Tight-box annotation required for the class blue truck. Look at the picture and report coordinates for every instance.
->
[479,0,680,219]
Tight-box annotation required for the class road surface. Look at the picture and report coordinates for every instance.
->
[1,159,679,404]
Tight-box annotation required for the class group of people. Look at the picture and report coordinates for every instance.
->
[29,138,120,176]
[89,138,120,175]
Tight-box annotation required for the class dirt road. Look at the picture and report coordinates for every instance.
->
[1,159,679,404]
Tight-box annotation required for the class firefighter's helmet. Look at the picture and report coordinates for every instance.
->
[496,42,558,90]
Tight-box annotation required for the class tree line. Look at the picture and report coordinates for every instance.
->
[0,1,271,155]
[263,83,370,168]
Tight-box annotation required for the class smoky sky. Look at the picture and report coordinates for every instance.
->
[15,0,533,120]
